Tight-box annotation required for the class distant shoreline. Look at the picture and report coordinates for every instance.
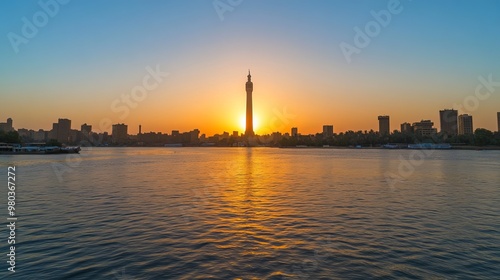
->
[77,145,500,150]
[279,146,500,150]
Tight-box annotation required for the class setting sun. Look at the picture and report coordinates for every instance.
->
[238,115,260,134]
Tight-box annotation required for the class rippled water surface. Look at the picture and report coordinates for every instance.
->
[1,147,500,279]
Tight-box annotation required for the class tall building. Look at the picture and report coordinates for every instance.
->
[323,125,333,137]
[81,123,92,137]
[48,119,71,143]
[34,129,47,142]
[458,114,473,135]
[112,123,128,144]
[378,115,390,135]
[439,109,458,135]
[49,123,58,140]
[291,127,298,137]
[245,70,254,136]
[17,129,32,141]
[412,120,437,136]
[190,129,200,143]
[401,122,412,133]
[497,112,500,132]
[0,118,14,132]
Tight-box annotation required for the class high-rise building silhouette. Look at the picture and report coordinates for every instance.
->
[323,125,333,137]
[439,109,458,135]
[497,112,500,132]
[0,118,13,132]
[191,129,200,143]
[112,123,128,144]
[49,123,58,140]
[34,129,47,142]
[458,114,473,135]
[245,70,254,136]
[55,118,71,143]
[81,123,92,136]
[378,115,390,135]
[291,127,298,137]
[412,120,437,136]
[401,122,412,133]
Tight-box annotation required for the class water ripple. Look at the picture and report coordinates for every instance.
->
[1,148,500,279]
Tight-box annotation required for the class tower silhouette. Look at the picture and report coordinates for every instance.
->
[245,70,254,136]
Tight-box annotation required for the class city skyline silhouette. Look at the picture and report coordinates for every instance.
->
[1,70,499,140]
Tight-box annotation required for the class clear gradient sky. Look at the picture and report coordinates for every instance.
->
[1,0,500,135]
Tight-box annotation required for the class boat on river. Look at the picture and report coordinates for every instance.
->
[407,143,451,149]
[0,143,80,154]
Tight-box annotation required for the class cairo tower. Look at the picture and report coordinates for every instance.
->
[245,70,254,136]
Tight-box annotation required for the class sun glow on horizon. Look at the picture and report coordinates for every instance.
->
[238,114,261,134]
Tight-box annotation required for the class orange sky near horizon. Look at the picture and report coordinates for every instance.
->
[3,63,499,136]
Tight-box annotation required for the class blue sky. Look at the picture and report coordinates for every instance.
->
[1,0,500,134]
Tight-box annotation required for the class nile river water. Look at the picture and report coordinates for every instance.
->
[1,147,500,279]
